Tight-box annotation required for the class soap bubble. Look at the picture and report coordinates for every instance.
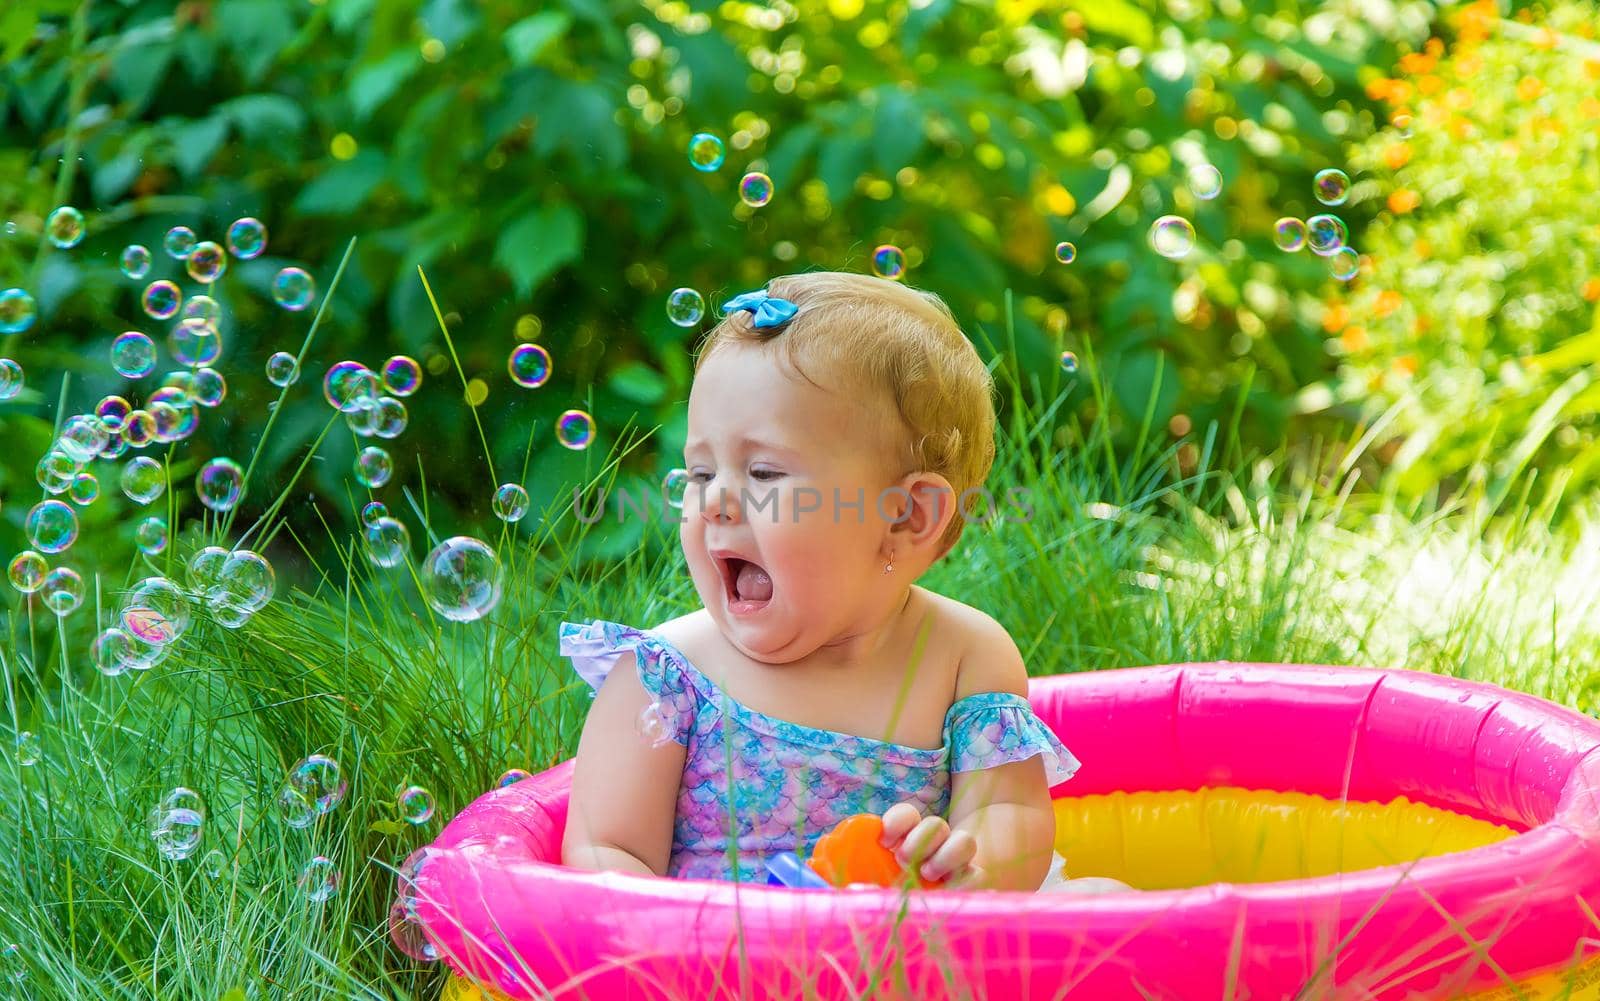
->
[225,217,268,259]
[58,414,109,463]
[1186,163,1223,200]
[278,786,316,828]
[91,627,133,676]
[121,456,165,504]
[382,355,421,396]
[0,288,36,334]
[363,517,411,568]
[373,397,407,438]
[196,457,244,511]
[26,500,78,553]
[421,537,503,623]
[739,171,773,207]
[148,400,193,443]
[266,351,299,387]
[345,397,382,437]
[142,280,181,320]
[360,501,388,526]
[135,516,168,555]
[355,446,392,487]
[1328,247,1361,282]
[68,472,99,506]
[14,731,39,766]
[398,785,436,824]
[299,856,339,902]
[100,434,128,461]
[46,206,84,249]
[1060,351,1079,375]
[0,358,21,400]
[496,768,532,787]
[289,755,347,814]
[1307,214,1349,257]
[121,576,190,645]
[493,483,530,522]
[192,368,226,407]
[1149,216,1195,259]
[272,267,315,310]
[687,132,726,171]
[1392,112,1414,139]
[556,409,594,450]
[96,395,131,429]
[323,361,378,412]
[1273,217,1307,252]
[508,344,552,387]
[150,787,205,861]
[170,317,222,368]
[1313,168,1350,206]
[666,288,704,327]
[216,550,274,612]
[119,245,152,279]
[185,241,227,283]
[111,332,157,378]
[187,545,228,595]
[122,410,157,448]
[41,567,83,616]
[871,245,906,280]
[202,849,228,879]
[163,226,197,259]
[37,451,75,494]
[1054,241,1077,264]
[663,468,689,510]
[636,702,674,747]
[181,294,221,324]
[8,551,46,594]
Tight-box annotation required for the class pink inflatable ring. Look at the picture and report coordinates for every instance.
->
[399,663,1600,1000]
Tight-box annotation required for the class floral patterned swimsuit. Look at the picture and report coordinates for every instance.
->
[560,619,1081,883]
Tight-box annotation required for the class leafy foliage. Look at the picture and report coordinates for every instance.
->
[1315,0,1600,513]
[0,0,1441,578]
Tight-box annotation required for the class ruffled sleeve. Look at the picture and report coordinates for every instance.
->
[558,620,698,747]
[946,692,1082,787]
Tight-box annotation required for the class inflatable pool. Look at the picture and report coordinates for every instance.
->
[397,663,1600,1000]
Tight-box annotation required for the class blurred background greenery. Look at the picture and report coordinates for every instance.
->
[1,0,1597,582]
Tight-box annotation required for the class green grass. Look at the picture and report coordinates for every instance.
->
[2,297,1599,1001]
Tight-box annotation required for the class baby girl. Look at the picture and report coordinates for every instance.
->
[560,271,1116,893]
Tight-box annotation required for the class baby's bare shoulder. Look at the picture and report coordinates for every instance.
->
[922,592,1027,701]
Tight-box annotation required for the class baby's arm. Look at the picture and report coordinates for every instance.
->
[945,619,1056,891]
[561,649,688,877]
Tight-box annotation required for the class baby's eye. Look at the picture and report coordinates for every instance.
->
[750,468,783,481]
[687,470,713,484]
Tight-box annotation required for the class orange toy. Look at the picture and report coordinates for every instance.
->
[806,814,945,890]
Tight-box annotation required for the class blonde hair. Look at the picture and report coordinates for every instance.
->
[693,271,997,556]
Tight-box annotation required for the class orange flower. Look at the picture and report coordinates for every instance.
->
[1384,143,1413,170]
[1394,355,1419,376]
[1366,77,1397,101]
[1586,60,1600,81]
[1323,302,1350,333]
[1457,54,1483,77]
[1581,98,1600,120]
[1415,238,1432,260]
[1425,37,1445,57]
[1517,76,1545,101]
[1446,87,1473,110]
[1341,325,1369,352]
[1414,314,1432,336]
[1375,290,1403,317]
[1382,191,1420,215]
[1583,278,1600,303]
[1418,74,1444,96]
[1399,52,1435,75]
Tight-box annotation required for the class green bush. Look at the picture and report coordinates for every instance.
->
[0,0,1439,580]
[1313,0,1600,515]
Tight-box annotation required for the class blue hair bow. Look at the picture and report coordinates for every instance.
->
[721,289,798,329]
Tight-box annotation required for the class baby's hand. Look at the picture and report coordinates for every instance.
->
[879,802,983,887]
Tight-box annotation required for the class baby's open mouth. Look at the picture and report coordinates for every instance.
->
[717,555,773,604]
